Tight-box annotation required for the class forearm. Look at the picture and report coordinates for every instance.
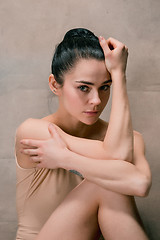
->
[103,71,133,161]
[61,150,149,197]
[56,128,108,159]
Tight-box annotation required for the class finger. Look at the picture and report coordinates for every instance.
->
[125,45,128,52]
[30,156,41,163]
[49,123,66,147]
[53,127,67,147]
[20,148,39,156]
[99,36,110,55]
[107,37,124,49]
[48,123,56,138]
[20,139,42,147]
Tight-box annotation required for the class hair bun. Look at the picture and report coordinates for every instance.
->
[63,28,96,41]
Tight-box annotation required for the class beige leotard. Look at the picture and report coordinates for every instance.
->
[16,158,82,240]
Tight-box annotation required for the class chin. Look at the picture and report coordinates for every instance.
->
[81,118,99,126]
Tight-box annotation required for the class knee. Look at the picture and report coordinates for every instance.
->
[80,179,135,208]
[81,180,117,205]
[84,180,135,209]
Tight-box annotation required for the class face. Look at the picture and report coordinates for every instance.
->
[57,59,112,125]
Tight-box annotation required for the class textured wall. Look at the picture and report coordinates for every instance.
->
[0,0,160,239]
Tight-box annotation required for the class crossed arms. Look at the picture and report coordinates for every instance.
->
[15,37,152,197]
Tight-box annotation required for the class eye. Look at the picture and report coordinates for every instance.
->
[78,85,90,92]
[100,85,110,91]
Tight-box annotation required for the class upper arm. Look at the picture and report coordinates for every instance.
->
[15,118,51,169]
[133,130,151,180]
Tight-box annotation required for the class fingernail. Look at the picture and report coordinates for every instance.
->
[99,36,104,42]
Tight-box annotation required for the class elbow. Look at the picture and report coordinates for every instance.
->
[135,175,152,197]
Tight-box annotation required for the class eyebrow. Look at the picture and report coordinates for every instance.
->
[75,79,112,85]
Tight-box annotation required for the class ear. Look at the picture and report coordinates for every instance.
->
[49,74,61,96]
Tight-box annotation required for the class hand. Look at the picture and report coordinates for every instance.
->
[20,124,68,169]
[99,36,128,75]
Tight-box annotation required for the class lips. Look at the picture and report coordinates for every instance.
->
[83,111,99,116]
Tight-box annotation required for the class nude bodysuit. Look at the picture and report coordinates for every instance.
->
[16,158,82,240]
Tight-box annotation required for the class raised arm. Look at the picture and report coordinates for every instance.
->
[98,37,133,162]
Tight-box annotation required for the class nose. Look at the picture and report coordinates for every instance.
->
[88,90,101,106]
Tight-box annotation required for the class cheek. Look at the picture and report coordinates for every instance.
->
[63,89,85,109]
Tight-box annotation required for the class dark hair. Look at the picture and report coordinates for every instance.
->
[51,28,105,86]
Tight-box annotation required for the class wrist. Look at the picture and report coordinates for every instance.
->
[58,148,74,170]
[60,150,85,177]
[111,70,127,90]
[111,70,126,82]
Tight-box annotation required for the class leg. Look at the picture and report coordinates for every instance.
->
[36,180,101,240]
[36,180,149,240]
[98,187,148,240]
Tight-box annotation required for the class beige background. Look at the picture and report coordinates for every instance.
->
[0,0,160,239]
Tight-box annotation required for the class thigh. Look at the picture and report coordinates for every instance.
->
[36,179,101,240]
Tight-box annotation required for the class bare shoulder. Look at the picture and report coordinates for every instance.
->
[16,118,53,138]
[15,118,53,169]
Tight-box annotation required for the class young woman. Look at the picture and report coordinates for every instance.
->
[15,28,152,240]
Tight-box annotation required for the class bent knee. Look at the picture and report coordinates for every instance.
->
[71,180,136,212]
[83,181,136,209]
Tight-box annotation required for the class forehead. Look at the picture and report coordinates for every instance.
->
[64,59,110,83]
